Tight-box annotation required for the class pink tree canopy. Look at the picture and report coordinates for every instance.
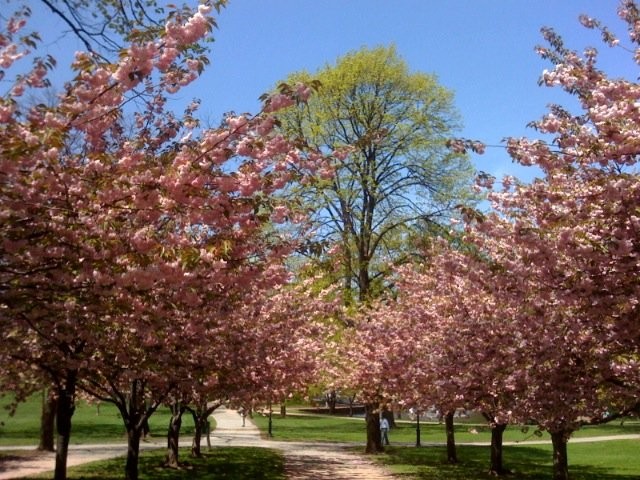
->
[1,3,332,479]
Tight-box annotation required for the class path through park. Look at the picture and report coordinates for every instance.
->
[0,407,393,479]
[212,407,393,479]
[3,408,638,479]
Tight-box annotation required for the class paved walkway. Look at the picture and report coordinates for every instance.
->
[0,407,393,479]
[206,407,393,479]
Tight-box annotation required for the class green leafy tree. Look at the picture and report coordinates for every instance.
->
[277,46,475,454]
[277,46,475,304]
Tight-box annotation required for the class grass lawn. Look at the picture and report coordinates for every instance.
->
[376,441,640,480]
[253,412,640,479]
[0,393,196,446]
[3,395,639,479]
[252,411,640,445]
[15,447,285,480]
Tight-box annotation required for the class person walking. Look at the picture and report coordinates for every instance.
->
[380,415,390,445]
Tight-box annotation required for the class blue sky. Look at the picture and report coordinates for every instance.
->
[28,1,634,181]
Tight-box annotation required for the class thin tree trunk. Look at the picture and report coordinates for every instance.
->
[141,407,150,440]
[190,411,204,458]
[205,416,211,449]
[39,388,56,452]
[489,423,508,475]
[165,402,184,468]
[364,403,383,453]
[54,371,77,480]
[445,411,457,464]
[550,430,571,480]
[123,379,148,480]
[280,403,286,418]
[125,425,142,480]
[326,390,337,414]
[348,394,356,417]
[189,401,220,457]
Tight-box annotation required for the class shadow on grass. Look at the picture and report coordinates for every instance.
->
[378,445,640,480]
[19,447,284,480]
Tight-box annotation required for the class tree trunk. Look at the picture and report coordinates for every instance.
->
[39,388,56,452]
[550,430,571,480]
[364,403,383,453]
[358,263,371,302]
[190,401,219,457]
[489,423,508,475]
[141,408,150,440]
[190,410,204,458]
[348,394,356,417]
[123,379,150,480]
[125,425,142,480]
[326,390,337,414]
[445,411,457,464]
[165,402,184,468]
[54,371,77,480]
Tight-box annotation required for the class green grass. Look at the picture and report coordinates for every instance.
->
[375,441,640,480]
[253,412,640,445]
[252,412,367,442]
[15,447,284,480]
[0,393,195,446]
[253,412,640,479]
[3,395,639,479]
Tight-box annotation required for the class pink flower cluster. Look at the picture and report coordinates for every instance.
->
[112,42,158,88]
[165,4,212,48]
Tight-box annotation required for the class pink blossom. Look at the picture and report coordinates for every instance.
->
[7,17,27,34]
[271,205,289,223]
[112,42,157,88]
[263,93,295,113]
[0,44,26,68]
[226,115,249,132]
[165,10,211,47]
[295,82,313,101]
[579,14,597,28]
[0,104,15,122]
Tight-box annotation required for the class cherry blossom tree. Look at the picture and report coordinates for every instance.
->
[161,275,339,466]
[342,5,640,480]
[484,4,640,478]
[425,3,640,478]
[391,241,529,473]
[339,242,514,465]
[0,3,330,479]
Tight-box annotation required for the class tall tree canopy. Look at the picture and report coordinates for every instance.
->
[277,46,476,302]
